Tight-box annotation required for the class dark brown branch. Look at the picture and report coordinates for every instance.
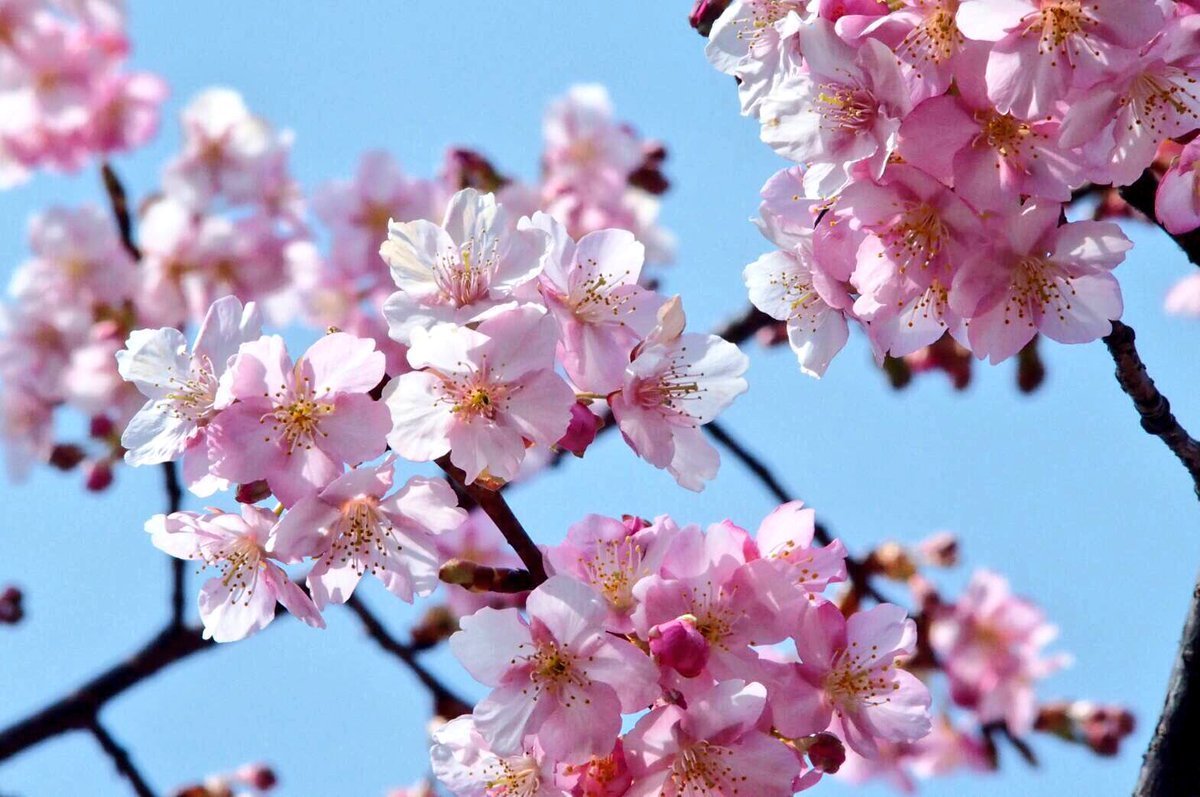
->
[1135,568,1200,796]
[87,719,157,797]
[342,595,472,719]
[0,625,214,762]
[437,455,547,584]
[703,419,890,605]
[982,721,1039,768]
[1119,170,1200,268]
[1102,321,1200,499]
[100,162,141,262]
[1100,321,1200,793]
[161,462,185,627]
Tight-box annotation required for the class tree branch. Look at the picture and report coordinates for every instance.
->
[1101,321,1200,794]
[0,625,214,763]
[100,161,141,262]
[87,719,157,797]
[437,455,547,585]
[1102,321,1200,499]
[342,595,472,719]
[161,462,185,628]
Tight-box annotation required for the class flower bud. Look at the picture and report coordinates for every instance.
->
[48,444,87,471]
[0,585,24,625]
[234,762,277,790]
[84,459,114,492]
[89,414,115,439]
[917,531,959,567]
[409,605,459,650]
[443,148,508,193]
[689,0,732,36]
[865,541,917,581]
[1016,336,1046,394]
[648,614,708,678]
[557,402,601,457]
[236,480,273,504]
[805,732,846,774]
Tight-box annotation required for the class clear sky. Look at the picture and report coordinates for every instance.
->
[2,2,1199,795]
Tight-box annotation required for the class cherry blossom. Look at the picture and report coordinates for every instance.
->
[609,297,749,490]
[209,331,390,505]
[147,505,324,642]
[449,575,659,761]
[269,460,466,608]
[384,303,575,484]
[116,295,261,495]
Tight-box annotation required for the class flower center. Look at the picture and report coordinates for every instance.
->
[328,496,399,575]
[206,536,263,605]
[885,202,950,277]
[1031,1,1094,54]
[581,536,646,612]
[1005,255,1076,326]
[824,647,897,709]
[898,3,961,67]
[525,641,589,697]
[483,755,542,797]
[633,357,703,413]
[164,359,220,424]
[262,383,334,453]
[669,743,736,793]
[434,237,497,307]
[817,85,878,134]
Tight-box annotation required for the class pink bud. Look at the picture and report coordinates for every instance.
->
[234,762,277,790]
[806,732,846,774]
[648,614,708,678]
[235,480,273,504]
[48,444,86,471]
[556,402,601,457]
[84,460,114,492]
[0,585,24,625]
[689,0,732,36]
[89,414,115,439]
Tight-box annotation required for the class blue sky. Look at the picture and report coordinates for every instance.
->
[2,2,1199,795]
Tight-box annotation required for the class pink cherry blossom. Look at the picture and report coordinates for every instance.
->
[524,211,663,394]
[774,600,932,757]
[544,512,672,633]
[209,331,390,506]
[609,296,748,491]
[1165,272,1200,316]
[929,569,1070,733]
[146,505,324,642]
[757,18,912,197]
[1059,15,1200,187]
[541,84,644,198]
[1157,138,1200,235]
[754,500,848,593]
[116,295,262,495]
[623,679,802,797]
[950,201,1130,363]
[705,0,808,115]
[269,460,466,608]
[956,0,1164,120]
[449,575,659,761]
[384,303,575,484]
[431,715,568,797]
[380,188,547,343]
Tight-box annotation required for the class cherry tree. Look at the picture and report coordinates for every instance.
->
[4,1,1200,794]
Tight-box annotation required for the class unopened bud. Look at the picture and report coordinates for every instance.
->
[236,480,273,504]
[89,414,115,439]
[84,460,114,492]
[48,444,87,471]
[866,541,917,581]
[689,0,732,36]
[882,355,913,389]
[439,559,535,593]
[234,762,277,790]
[557,402,601,457]
[649,614,709,678]
[409,605,459,650]
[0,585,24,625]
[805,732,846,774]
[628,142,670,195]
[1016,336,1046,394]
[443,148,508,193]
[917,532,959,567]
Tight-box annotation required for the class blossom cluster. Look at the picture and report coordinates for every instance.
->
[0,0,166,186]
[0,83,676,489]
[433,505,935,796]
[695,0,1200,375]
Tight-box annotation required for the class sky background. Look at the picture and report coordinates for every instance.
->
[2,2,1199,795]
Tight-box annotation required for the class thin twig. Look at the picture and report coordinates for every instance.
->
[343,594,472,719]
[87,719,157,797]
[437,455,547,584]
[161,462,185,627]
[703,419,889,605]
[100,161,141,262]
[0,625,214,762]
[1102,321,1200,499]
